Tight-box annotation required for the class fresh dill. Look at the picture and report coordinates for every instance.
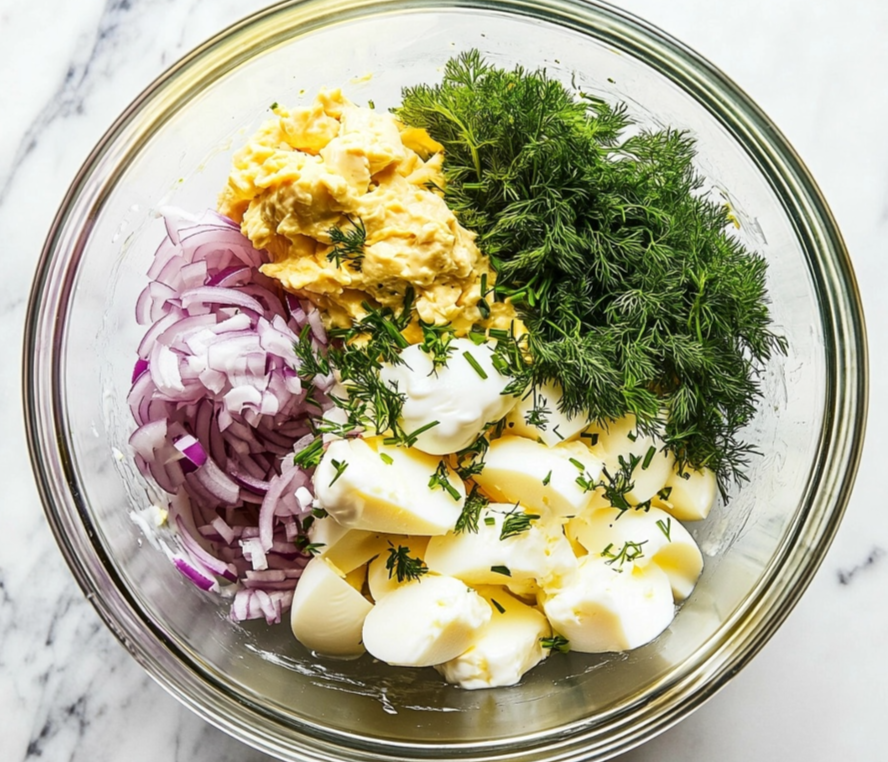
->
[601,540,648,570]
[326,215,367,270]
[490,565,512,577]
[385,543,428,583]
[396,50,786,495]
[454,484,489,534]
[499,505,541,540]
[656,517,673,541]
[293,436,325,469]
[455,434,489,480]
[295,537,325,556]
[328,459,349,486]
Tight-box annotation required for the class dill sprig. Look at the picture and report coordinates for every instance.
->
[385,543,428,583]
[293,291,417,444]
[454,484,489,534]
[396,50,786,495]
[326,215,367,270]
[601,540,648,571]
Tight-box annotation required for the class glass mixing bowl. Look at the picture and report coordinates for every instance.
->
[23,0,867,759]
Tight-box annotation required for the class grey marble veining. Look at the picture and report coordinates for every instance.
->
[2,0,886,760]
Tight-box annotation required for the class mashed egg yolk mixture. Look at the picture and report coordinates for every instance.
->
[218,89,519,337]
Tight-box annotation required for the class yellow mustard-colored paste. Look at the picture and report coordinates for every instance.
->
[218,89,520,338]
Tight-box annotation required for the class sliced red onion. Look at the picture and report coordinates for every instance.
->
[128,209,332,622]
[173,556,218,592]
[174,434,208,468]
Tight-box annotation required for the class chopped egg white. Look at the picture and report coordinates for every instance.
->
[425,504,576,590]
[657,465,717,521]
[505,380,589,447]
[472,436,604,518]
[366,535,430,601]
[379,338,520,455]
[314,437,464,535]
[362,575,491,667]
[290,556,373,658]
[540,554,675,653]
[591,415,674,505]
[566,506,703,602]
[309,520,392,575]
[435,586,550,689]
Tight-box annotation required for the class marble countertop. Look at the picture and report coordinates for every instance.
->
[2,0,885,759]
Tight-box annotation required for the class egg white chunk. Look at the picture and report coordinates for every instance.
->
[314,438,464,535]
[505,380,590,447]
[472,436,604,518]
[379,338,520,455]
[362,575,491,667]
[592,415,674,505]
[309,519,392,575]
[290,556,373,657]
[367,535,430,601]
[436,586,550,689]
[658,465,717,521]
[540,555,675,653]
[567,506,703,602]
[425,504,576,589]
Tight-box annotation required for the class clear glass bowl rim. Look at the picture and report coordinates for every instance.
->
[23,0,868,760]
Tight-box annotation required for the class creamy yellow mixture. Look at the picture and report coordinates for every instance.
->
[218,89,519,337]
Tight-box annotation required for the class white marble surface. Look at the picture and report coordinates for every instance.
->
[1,0,885,759]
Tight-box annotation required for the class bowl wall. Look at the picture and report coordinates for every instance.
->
[25,0,865,760]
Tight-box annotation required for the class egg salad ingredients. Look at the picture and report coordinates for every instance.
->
[314,438,464,535]
[591,416,675,506]
[567,506,704,602]
[656,465,718,522]
[435,586,550,690]
[472,436,605,518]
[424,503,576,589]
[127,209,332,624]
[397,51,786,494]
[505,380,590,447]
[540,555,676,653]
[218,89,518,336]
[289,555,373,657]
[361,576,492,667]
[379,337,520,454]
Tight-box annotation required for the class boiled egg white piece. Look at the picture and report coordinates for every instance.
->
[289,555,373,658]
[362,575,491,667]
[435,586,550,689]
[379,337,520,455]
[566,506,703,602]
[424,504,576,590]
[656,465,718,521]
[505,380,590,447]
[366,535,431,600]
[308,518,392,575]
[472,436,604,518]
[540,554,674,653]
[590,415,674,505]
[314,437,464,535]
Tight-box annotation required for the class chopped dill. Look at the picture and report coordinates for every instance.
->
[326,215,367,270]
[396,50,786,496]
[454,484,489,534]
[385,543,428,583]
